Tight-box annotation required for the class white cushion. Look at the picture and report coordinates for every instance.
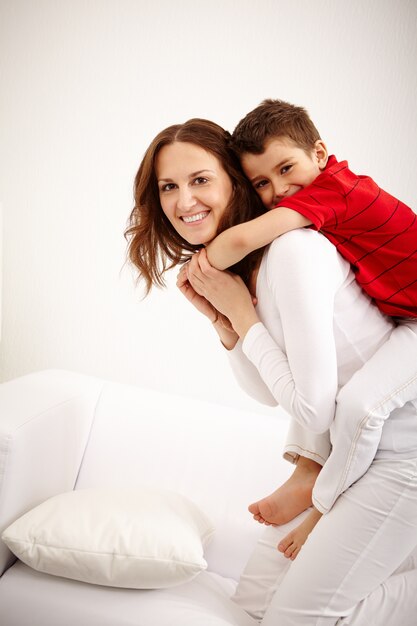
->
[1,487,214,589]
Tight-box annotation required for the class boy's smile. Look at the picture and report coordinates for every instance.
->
[241,137,328,209]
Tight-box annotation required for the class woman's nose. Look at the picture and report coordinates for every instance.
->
[177,186,197,212]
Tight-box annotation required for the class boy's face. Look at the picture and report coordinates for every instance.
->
[241,137,328,209]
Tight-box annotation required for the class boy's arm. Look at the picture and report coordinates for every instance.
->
[205,207,312,270]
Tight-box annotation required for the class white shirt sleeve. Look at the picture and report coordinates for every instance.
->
[242,231,341,434]
[227,340,331,466]
[227,340,279,407]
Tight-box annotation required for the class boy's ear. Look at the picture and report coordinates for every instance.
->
[314,140,328,170]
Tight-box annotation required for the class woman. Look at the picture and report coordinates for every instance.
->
[126,118,325,519]
[125,118,417,624]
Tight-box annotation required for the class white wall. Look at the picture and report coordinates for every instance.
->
[0,0,416,415]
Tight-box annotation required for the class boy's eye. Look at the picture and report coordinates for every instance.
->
[193,176,208,185]
[160,183,177,192]
[254,179,269,190]
[281,164,292,175]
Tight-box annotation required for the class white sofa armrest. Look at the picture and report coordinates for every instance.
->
[0,369,104,576]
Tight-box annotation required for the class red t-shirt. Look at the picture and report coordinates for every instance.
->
[277,155,417,317]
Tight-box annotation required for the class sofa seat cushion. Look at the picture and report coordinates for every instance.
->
[0,561,257,626]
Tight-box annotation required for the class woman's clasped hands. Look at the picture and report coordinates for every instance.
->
[177,248,260,340]
[176,256,222,324]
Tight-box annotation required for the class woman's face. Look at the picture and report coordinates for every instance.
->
[155,141,234,245]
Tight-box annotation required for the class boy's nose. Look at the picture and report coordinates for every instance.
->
[272,181,290,203]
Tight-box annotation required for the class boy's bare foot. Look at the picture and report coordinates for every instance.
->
[277,520,309,560]
[278,507,322,560]
[248,457,321,526]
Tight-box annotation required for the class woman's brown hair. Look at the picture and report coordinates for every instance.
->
[125,118,265,293]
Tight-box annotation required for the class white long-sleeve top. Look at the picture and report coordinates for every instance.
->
[228,229,417,462]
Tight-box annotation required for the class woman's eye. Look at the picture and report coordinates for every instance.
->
[160,183,176,192]
[254,180,269,190]
[281,164,292,175]
[193,177,208,185]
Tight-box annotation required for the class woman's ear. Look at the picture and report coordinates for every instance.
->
[314,140,329,170]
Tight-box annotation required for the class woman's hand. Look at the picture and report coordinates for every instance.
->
[186,249,260,339]
[177,263,218,322]
[176,262,238,348]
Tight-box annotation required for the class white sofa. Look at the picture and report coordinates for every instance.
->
[0,369,293,626]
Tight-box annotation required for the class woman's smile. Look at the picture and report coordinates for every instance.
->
[181,210,210,224]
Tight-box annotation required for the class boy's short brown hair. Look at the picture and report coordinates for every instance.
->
[232,99,321,155]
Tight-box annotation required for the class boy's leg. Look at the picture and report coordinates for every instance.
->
[261,457,417,625]
[250,421,330,525]
[313,321,417,513]
[249,456,322,525]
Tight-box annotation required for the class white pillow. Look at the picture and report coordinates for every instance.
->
[2,487,215,589]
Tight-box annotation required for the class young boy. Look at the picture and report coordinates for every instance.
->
[205,99,417,560]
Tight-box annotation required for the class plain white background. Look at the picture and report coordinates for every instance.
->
[0,0,416,415]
